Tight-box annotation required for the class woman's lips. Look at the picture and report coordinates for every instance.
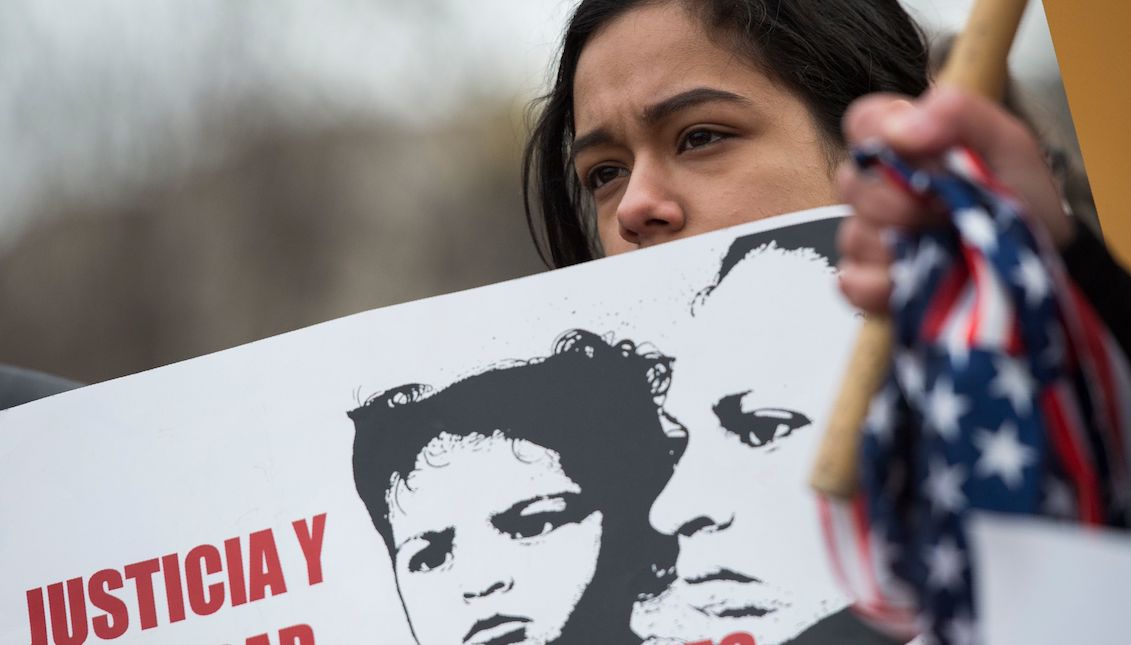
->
[463,614,531,645]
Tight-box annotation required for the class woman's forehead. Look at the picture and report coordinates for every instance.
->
[573,3,762,125]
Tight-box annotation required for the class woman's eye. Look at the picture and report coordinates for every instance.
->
[586,165,627,191]
[678,128,726,153]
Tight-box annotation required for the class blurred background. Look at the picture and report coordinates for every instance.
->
[0,0,1092,383]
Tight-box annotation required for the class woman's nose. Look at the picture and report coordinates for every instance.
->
[615,163,685,247]
[649,452,735,537]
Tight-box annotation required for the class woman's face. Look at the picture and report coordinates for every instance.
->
[571,2,840,256]
[637,248,857,644]
[387,432,603,645]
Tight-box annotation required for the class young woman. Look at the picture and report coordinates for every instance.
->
[523,0,929,267]
[349,329,684,645]
[521,0,1125,339]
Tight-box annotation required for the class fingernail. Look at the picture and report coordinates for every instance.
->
[890,99,915,113]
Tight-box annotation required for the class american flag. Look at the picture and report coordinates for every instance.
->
[819,144,1131,644]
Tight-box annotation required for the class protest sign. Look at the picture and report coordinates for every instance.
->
[1,206,894,645]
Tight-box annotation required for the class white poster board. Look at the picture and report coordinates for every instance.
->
[1,206,894,645]
[971,513,1131,645]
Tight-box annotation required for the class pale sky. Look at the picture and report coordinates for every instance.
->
[0,0,1063,239]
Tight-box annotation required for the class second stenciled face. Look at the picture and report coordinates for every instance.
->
[387,432,602,645]
[635,242,859,645]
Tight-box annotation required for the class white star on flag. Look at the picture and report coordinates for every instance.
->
[914,238,947,284]
[1012,248,1050,308]
[927,537,966,590]
[926,376,970,441]
[1043,479,1077,518]
[989,356,1035,415]
[891,256,919,308]
[926,457,967,515]
[974,422,1037,489]
[896,351,926,403]
[956,208,997,252]
[866,385,898,444]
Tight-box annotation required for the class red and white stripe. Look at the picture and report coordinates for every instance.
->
[817,495,920,638]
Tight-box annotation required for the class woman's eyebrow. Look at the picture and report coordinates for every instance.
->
[571,129,615,162]
[571,87,750,162]
[641,87,752,125]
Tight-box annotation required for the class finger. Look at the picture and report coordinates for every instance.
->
[837,216,892,266]
[843,94,915,146]
[837,163,928,229]
[881,86,1073,246]
[838,261,892,315]
[882,86,1034,159]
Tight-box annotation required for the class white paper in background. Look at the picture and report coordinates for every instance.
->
[970,512,1131,645]
[1,206,906,645]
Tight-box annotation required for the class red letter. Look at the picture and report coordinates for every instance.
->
[88,569,128,639]
[47,578,88,645]
[720,634,756,645]
[279,623,316,645]
[292,514,327,585]
[160,553,187,623]
[185,544,225,616]
[123,559,160,630]
[244,634,271,645]
[26,587,48,645]
[224,536,248,607]
[247,529,287,601]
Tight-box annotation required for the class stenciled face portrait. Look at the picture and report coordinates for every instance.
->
[388,432,603,645]
[571,2,839,256]
[351,329,682,645]
[634,240,859,645]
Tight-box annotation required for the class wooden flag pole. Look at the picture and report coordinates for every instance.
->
[809,0,1030,499]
